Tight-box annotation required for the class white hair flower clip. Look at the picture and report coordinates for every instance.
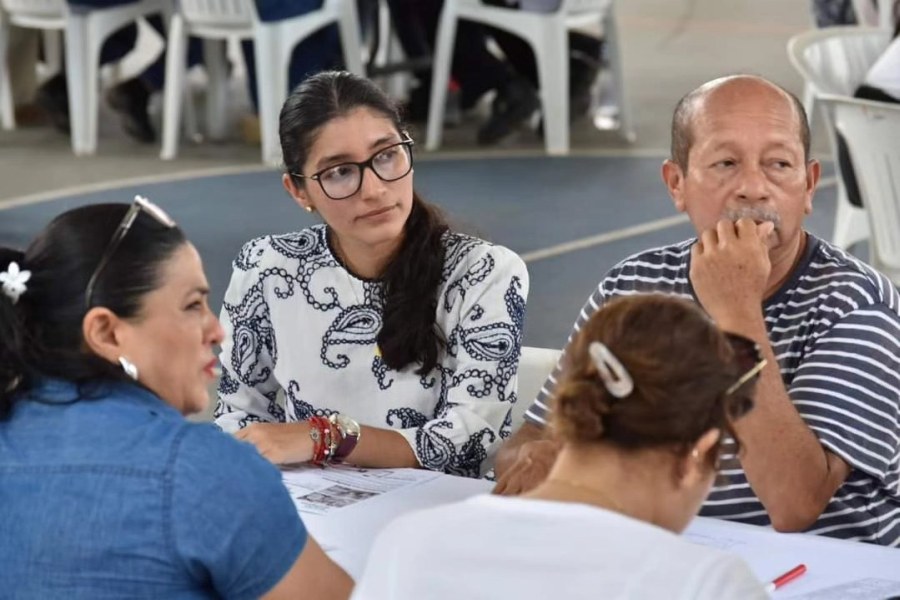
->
[588,341,634,398]
[0,262,31,304]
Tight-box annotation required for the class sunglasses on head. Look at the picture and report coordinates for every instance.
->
[722,332,767,418]
[84,195,176,309]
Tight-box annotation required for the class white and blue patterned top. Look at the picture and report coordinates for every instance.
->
[526,234,900,545]
[215,224,529,478]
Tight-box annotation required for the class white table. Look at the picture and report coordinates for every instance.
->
[293,468,900,597]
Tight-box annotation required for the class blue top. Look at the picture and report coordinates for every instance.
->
[0,378,307,598]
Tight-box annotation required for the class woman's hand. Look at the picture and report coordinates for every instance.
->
[235,422,315,465]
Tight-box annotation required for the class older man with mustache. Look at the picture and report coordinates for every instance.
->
[495,74,900,547]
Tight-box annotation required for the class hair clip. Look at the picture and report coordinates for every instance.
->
[588,341,634,398]
[0,261,31,305]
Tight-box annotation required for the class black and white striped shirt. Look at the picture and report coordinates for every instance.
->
[526,234,900,546]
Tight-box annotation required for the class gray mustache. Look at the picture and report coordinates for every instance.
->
[723,208,781,228]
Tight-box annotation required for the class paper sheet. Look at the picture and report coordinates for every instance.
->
[789,578,900,599]
[282,465,441,515]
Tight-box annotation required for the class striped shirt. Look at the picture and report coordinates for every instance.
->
[525,234,900,546]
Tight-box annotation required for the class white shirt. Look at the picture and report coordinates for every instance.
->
[865,36,900,100]
[214,225,529,478]
[353,495,767,600]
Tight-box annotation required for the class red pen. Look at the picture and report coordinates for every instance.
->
[765,564,807,594]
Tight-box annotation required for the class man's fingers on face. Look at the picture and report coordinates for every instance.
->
[716,219,738,244]
[757,220,776,239]
[700,228,718,249]
[734,217,757,237]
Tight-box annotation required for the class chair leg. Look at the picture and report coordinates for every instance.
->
[160,13,187,160]
[42,29,62,77]
[65,14,94,155]
[254,26,282,165]
[535,22,569,155]
[603,1,635,143]
[803,83,817,134]
[203,37,229,141]
[426,0,459,152]
[0,16,15,131]
[334,0,365,77]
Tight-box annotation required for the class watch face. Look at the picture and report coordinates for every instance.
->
[336,414,361,437]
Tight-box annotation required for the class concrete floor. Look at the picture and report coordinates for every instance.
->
[0,0,822,205]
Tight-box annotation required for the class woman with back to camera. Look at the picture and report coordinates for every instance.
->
[0,198,351,598]
[215,71,529,478]
[352,294,769,599]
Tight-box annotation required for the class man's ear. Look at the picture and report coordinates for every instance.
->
[662,159,687,213]
[803,159,821,216]
[82,307,127,365]
[675,428,721,489]
[282,173,313,212]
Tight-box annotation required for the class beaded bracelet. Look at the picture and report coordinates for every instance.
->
[309,416,332,466]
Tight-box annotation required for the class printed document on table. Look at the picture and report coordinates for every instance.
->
[789,578,900,599]
[282,465,441,515]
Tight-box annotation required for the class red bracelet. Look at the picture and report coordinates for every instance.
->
[309,416,331,466]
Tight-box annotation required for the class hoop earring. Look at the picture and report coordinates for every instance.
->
[118,356,139,381]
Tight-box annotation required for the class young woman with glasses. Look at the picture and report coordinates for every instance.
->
[215,71,529,478]
[353,294,768,600]
[0,200,351,598]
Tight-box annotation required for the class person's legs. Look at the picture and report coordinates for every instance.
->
[39,2,205,142]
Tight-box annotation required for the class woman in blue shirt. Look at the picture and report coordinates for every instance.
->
[0,198,351,598]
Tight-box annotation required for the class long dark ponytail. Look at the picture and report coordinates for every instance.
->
[279,70,449,374]
[0,204,186,419]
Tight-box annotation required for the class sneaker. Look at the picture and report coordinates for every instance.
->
[476,78,540,146]
[105,78,156,144]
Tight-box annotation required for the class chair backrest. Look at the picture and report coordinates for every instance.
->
[788,26,891,96]
[178,0,256,32]
[824,95,900,277]
[0,0,65,26]
[510,346,562,433]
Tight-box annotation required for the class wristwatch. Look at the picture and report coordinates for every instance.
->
[329,413,361,462]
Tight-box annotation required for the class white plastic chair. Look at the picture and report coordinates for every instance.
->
[823,95,900,284]
[787,26,891,252]
[510,346,561,435]
[160,0,365,165]
[0,0,65,130]
[0,0,173,155]
[426,0,633,155]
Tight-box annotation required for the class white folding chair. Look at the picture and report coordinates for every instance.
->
[0,0,173,155]
[160,0,365,165]
[0,0,65,131]
[426,0,633,155]
[787,26,891,252]
[823,95,900,285]
[510,346,561,435]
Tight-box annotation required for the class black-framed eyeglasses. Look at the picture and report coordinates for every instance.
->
[291,138,414,200]
[722,332,767,419]
[84,195,176,309]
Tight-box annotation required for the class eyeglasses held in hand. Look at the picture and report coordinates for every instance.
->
[291,138,414,200]
[84,195,176,309]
